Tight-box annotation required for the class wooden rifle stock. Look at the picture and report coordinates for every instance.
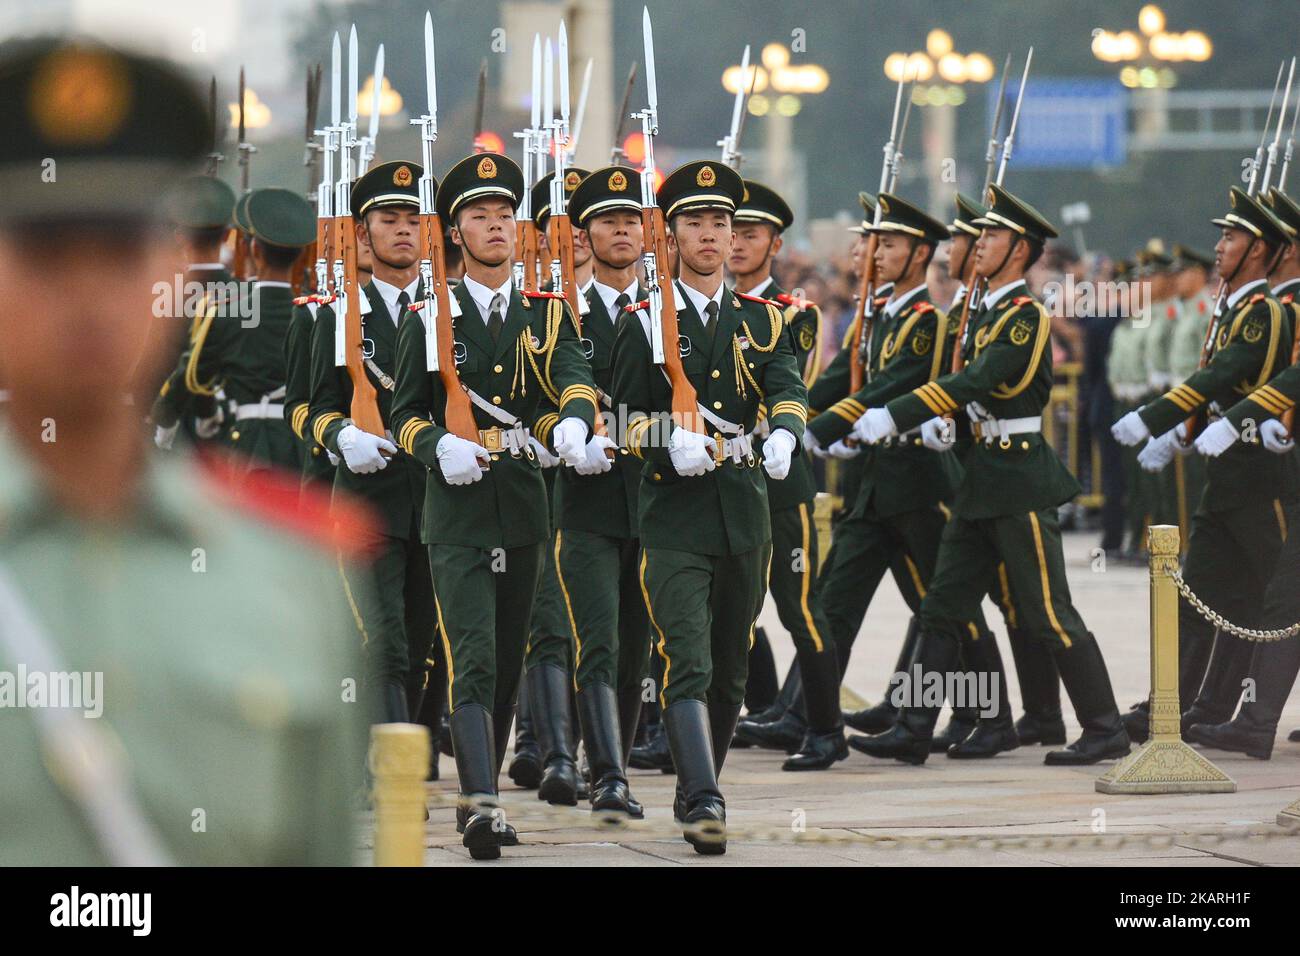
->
[950,262,982,374]
[848,233,880,392]
[418,212,479,446]
[1283,298,1299,435]
[516,220,541,292]
[642,205,701,433]
[336,215,385,436]
[1183,278,1229,442]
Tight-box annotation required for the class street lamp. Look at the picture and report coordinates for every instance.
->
[721,43,828,186]
[883,30,995,216]
[357,73,404,120]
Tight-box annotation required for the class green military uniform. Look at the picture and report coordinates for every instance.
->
[0,38,363,865]
[882,185,1129,766]
[609,160,808,851]
[1167,246,1216,545]
[1138,247,1183,531]
[1105,260,1152,554]
[388,151,597,857]
[306,161,437,728]
[155,188,315,475]
[285,296,341,488]
[1121,187,1298,741]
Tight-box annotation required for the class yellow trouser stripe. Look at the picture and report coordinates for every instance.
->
[902,552,927,600]
[797,503,825,653]
[553,531,584,685]
[1275,498,1288,542]
[997,561,1018,629]
[1028,512,1071,648]
[639,551,672,708]
[336,554,370,648]
[434,596,455,711]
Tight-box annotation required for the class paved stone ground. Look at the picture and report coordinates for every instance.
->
[359,530,1300,866]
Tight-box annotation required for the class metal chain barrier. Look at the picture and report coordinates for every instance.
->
[381,790,1300,854]
[1171,569,1300,642]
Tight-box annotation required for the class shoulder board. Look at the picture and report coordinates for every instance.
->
[1284,293,1295,304]
[872,295,889,308]
[1250,293,1267,304]
[625,299,650,313]
[1011,295,1033,306]
[736,291,776,305]
[912,301,935,314]
[292,295,312,306]
[775,291,817,311]
[1198,300,1207,314]
[1166,304,1178,319]
[523,290,566,299]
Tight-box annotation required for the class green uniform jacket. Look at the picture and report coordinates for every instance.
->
[887,281,1081,519]
[807,286,961,518]
[307,281,428,539]
[545,283,645,539]
[284,298,339,484]
[389,282,597,549]
[151,264,230,428]
[610,283,809,556]
[1139,283,1297,510]
[1223,281,1300,428]
[756,282,821,513]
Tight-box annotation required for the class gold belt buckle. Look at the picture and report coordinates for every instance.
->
[480,428,503,452]
[999,434,1012,450]
[714,434,726,464]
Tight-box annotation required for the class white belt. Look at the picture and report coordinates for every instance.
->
[479,423,532,456]
[714,433,756,465]
[234,401,285,421]
[968,414,1041,445]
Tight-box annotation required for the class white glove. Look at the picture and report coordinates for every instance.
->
[1261,418,1294,454]
[853,407,898,445]
[1193,418,1238,458]
[826,439,861,460]
[761,428,797,480]
[193,412,223,440]
[154,422,179,451]
[552,417,589,467]
[920,416,954,451]
[574,434,617,475]
[1111,409,1150,446]
[1137,431,1177,472]
[668,427,717,477]
[802,427,821,456]
[436,433,489,485]
[528,436,560,468]
[337,424,397,474]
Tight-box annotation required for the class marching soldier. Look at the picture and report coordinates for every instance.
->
[306,160,439,733]
[725,180,846,770]
[856,184,1131,765]
[153,187,315,475]
[0,37,363,865]
[1184,186,1300,757]
[803,193,1017,764]
[286,293,342,491]
[389,152,597,859]
[545,164,653,814]
[610,160,809,852]
[1116,186,1297,742]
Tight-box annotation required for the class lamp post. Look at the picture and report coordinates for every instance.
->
[883,30,994,217]
[722,43,827,189]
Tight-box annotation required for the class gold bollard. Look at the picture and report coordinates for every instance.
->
[1097,525,1235,794]
[370,723,430,866]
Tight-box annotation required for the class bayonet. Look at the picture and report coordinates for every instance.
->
[472,58,487,151]
[1281,69,1300,191]
[1261,57,1295,194]
[1249,61,1285,196]
[237,66,255,194]
[610,61,637,163]
[514,34,543,290]
[983,53,1012,193]
[571,58,593,153]
[358,44,385,174]
[888,72,916,192]
[996,47,1032,186]
[718,44,750,169]
[205,77,222,175]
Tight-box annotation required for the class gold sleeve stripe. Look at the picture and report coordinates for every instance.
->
[559,384,599,409]
[770,401,808,423]
[290,403,310,439]
[1250,392,1290,416]
[1164,391,1197,413]
[313,411,345,448]
[829,402,860,424]
[914,387,948,416]
[1258,384,1295,410]
[1169,383,1206,406]
[398,419,434,455]
[533,412,559,445]
[918,381,959,414]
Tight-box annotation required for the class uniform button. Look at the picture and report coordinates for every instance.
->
[312,446,320,456]
[712,401,723,410]
[749,362,755,369]
[492,395,502,405]
[711,369,720,379]
[230,430,240,440]
[653,472,662,481]
[494,364,503,373]
[491,454,501,462]
[1021,440,1030,450]
[713,431,722,439]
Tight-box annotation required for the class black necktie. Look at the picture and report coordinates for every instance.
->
[487,291,506,342]
[614,293,631,317]
[703,299,719,346]
[395,290,410,323]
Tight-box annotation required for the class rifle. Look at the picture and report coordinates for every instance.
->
[571,56,593,154]
[472,58,488,152]
[313,38,340,301]
[357,44,385,175]
[546,27,580,313]
[718,44,754,170]
[412,11,483,456]
[1281,66,1300,192]
[847,70,909,393]
[233,66,256,279]
[610,62,637,164]
[951,50,1030,373]
[294,64,323,296]
[1261,58,1295,195]
[205,77,223,176]
[513,35,543,291]
[331,24,385,437]
[636,6,702,435]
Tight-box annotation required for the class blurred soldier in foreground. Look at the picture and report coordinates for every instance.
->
[0,38,365,865]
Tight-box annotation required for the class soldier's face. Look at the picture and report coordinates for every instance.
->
[452,198,517,267]
[873,232,918,283]
[974,227,1016,278]
[360,208,420,270]
[586,211,643,269]
[572,222,593,269]
[1214,227,1253,279]
[849,234,868,277]
[948,235,972,279]
[667,210,733,277]
[728,223,780,277]
[0,225,178,413]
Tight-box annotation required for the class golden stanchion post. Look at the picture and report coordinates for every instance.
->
[1096,525,1234,794]
[370,723,430,866]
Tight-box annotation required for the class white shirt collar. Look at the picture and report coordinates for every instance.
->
[1272,277,1300,296]
[461,272,515,323]
[951,284,968,310]
[1226,277,1267,309]
[594,277,640,318]
[675,278,726,325]
[252,280,291,290]
[747,275,776,299]
[370,274,421,324]
[982,278,1027,311]
[885,283,927,318]
[579,275,595,296]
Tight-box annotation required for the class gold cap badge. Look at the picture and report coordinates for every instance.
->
[696,165,717,188]
[30,47,132,146]
[608,170,628,191]
[393,165,413,187]
[477,156,497,179]
[564,170,581,189]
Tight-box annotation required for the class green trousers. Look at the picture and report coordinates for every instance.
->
[640,544,770,708]
[428,542,544,713]
[525,530,572,672]
[340,526,437,695]
[767,501,835,658]
[554,529,650,694]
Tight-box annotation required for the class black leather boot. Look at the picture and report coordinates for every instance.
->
[378,681,409,725]
[449,704,503,861]
[577,683,634,816]
[843,617,920,733]
[415,672,445,782]
[629,720,675,772]
[783,728,848,770]
[948,630,1019,759]
[1006,625,1065,742]
[490,705,519,846]
[1185,718,1274,759]
[507,669,542,789]
[848,627,957,765]
[531,664,579,806]
[734,660,802,746]
[1045,636,1131,765]
[1183,632,1257,729]
[709,698,744,778]
[932,712,978,752]
[782,649,847,770]
[1290,729,1300,742]
[735,708,807,753]
[663,700,727,856]
[618,683,644,766]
